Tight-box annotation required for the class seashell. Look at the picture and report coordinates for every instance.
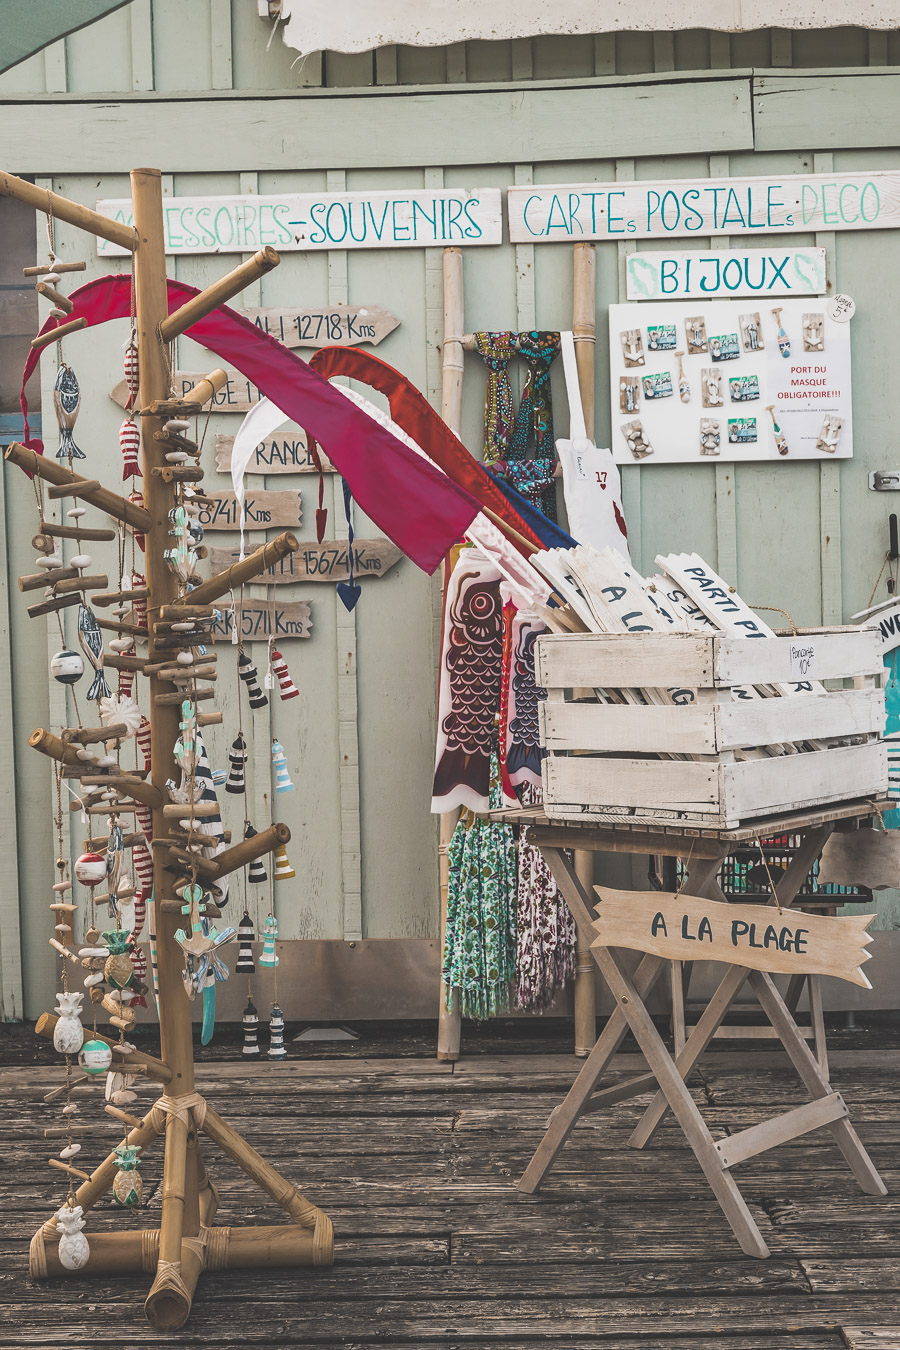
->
[52,881,72,893]
[116,1041,136,1055]
[70,554,93,570]
[36,554,63,570]
[95,753,118,768]
[165,451,189,464]
[109,638,134,654]
[75,747,97,761]
[43,272,61,284]
[165,419,190,432]
[59,1143,82,1160]
[78,947,109,959]
[171,621,194,632]
[176,652,194,665]
[66,506,86,519]
[61,1103,79,1116]
[83,972,104,987]
[110,1090,138,1106]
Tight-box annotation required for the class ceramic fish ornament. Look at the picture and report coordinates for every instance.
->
[53,364,85,460]
[124,341,140,411]
[56,1205,90,1271]
[77,605,111,701]
[119,419,142,479]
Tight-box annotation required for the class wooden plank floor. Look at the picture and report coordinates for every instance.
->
[1,1048,899,1348]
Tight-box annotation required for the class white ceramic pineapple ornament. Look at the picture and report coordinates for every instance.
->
[52,991,85,1055]
[56,1204,90,1271]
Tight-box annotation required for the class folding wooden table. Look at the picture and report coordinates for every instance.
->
[493,800,889,1259]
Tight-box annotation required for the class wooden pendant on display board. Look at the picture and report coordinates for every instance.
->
[592,886,875,988]
[195,490,301,531]
[207,538,403,584]
[817,829,900,891]
[207,601,312,642]
[214,433,335,476]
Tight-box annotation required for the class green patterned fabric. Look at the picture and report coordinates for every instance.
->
[442,756,517,1019]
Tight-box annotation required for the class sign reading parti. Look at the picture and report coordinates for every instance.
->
[509,171,900,243]
[97,189,502,255]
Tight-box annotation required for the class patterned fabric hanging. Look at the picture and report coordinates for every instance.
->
[506,331,561,520]
[442,756,517,1020]
[514,817,576,1014]
[473,332,516,464]
[431,555,504,815]
[505,610,547,793]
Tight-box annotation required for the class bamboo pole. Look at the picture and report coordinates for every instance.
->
[0,170,135,251]
[203,821,290,881]
[31,317,87,350]
[571,242,598,1057]
[200,1104,333,1263]
[144,1113,195,1330]
[171,532,299,608]
[437,247,465,1063]
[5,444,152,531]
[34,1015,172,1083]
[158,250,280,344]
[28,729,164,810]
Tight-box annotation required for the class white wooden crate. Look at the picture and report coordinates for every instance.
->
[537,629,888,829]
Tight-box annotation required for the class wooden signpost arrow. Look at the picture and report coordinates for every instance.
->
[208,538,403,584]
[245,304,399,349]
[214,433,335,475]
[112,370,263,412]
[592,887,875,988]
[206,600,312,642]
[195,489,301,530]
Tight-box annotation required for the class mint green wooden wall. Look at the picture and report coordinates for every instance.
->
[1,3,899,1018]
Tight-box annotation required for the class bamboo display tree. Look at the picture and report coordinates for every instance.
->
[0,168,332,1331]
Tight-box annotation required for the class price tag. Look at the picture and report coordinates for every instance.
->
[827,293,855,323]
[790,642,816,680]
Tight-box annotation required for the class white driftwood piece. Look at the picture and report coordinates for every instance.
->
[592,887,875,988]
[817,829,900,891]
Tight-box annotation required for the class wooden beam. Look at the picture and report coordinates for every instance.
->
[28,728,163,810]
[0,170,135,251]
[158,251,280,344]
[5,444,152,531]
[173,532,299,608]
[34,1014,171,1084]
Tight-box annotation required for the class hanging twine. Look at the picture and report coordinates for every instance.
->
[754,837,783,914]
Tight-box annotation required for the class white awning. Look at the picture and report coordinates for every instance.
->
[279,0,895,58]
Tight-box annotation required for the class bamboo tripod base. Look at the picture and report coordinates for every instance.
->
[29,1092,334,1331]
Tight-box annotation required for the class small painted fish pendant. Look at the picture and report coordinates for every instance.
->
[53,364,85,460]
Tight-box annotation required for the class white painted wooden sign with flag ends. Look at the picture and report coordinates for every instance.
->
[592,887,875,988]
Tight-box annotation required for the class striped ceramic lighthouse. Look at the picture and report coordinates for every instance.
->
[226,733,247,794]
[271,648,299,700]
[271,741,294,793]
[268,1003,287,1060]
[238,651,268,709]
[242,999,260,1057]
[244,823,268,883]
[259,914,279,967]
[235,911,255,973]
[273,845,295,881]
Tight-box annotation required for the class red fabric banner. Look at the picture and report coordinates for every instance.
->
[21,276,480,575]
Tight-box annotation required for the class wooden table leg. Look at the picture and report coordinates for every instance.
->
[807,974,829,1077]
[518,952,667,1193]
[595,945,770,1258]
[629,962,752,1149]
[670,960,686,1056]
[748,969,886,1197]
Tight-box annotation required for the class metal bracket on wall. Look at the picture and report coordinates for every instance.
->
[869,471,900,491]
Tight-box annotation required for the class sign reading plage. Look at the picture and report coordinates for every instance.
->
[96,190,502,255]
[593,888,875,988]
[509,171,900,243]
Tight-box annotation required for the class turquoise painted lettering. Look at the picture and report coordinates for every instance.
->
[606,191,625,233]
[661,190,681,232]
[196,207,216,249]
[347,201,367,244]
[308,202,327,244]
[767,255,789,287]
[214,206,235,247]
[743,256,767,290]
[860,181,880,223]
[165,207,184,250]
[821,183,839,226]
[446,197,465,240]
[366,200,391,241]
[546,194,571,235]
[699,257,721,292]
[838,183,860,224]
[722,189,747,230]
[801,184,818,225]
[567,194,584,235]
[722,258,743,290]
[391,200,411,241]
[661,259,679,294]
[683,189,704,231]
[646,190,662,231]
[767,184,785,227]
[325,202,348,244]
[522,194,542,237]
[746,187,766,229]
[463,198,483,239]
[411,198,437,242]
[180,208,200,251]
[273,204,292,245]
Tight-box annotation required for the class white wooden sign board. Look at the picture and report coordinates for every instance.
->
[214,433,335,475]
[593,887,875,988]
[509,171,900,243]
[195,489,301,531]
[852,598,900,655]
[96,189,502,255]
[609,299,852,464]
[625,248,827,301]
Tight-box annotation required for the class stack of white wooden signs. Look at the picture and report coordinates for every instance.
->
[533,547,887,829]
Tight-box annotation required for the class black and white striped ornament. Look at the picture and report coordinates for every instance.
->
[267,1003,287,1060]
[238,651,268,709]
[235,911,255,973]
[242,999,260,1057]
[244,823,268,884]
[226,733,247,795]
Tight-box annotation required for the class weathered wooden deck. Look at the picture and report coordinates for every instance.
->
[1,1043,899,1348]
